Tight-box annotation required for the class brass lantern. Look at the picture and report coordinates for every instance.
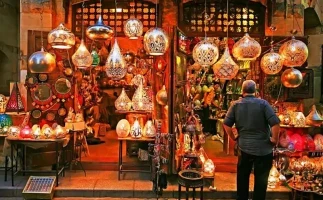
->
[232,33,261,61]
[28,47,56,73]
[72,39,93,69]
[143,27,169,56]
[124,18,143,39]
[115,88,132,111]
[48,23,75,49]
[86,15,114,41]
[279,36,308,67]
[105,39,127,80]
[213,47,239,80]
[281,67,303,88]
[192,40,219,67]
[132,81,151,111]
[260,49,283,75]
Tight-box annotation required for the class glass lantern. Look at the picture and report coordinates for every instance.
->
[260,49,283,75]
[192,39,219,67]
[232,33,261,61]
[124,18,143,39]
[143,27,169,56]
[143,120,156,138]
[213,47,239,80]
[132,81,151,111]
[115,88,132,111]
[8,126,20,138]
[0,113,13,134]
[291,112,306,127]
[116,119,131,138]
[130,118,142,138]
[20,125,32,139]
[105,39,127,80]
[279,36,308,67]
[268,163,280,189]
[48,23,75,49]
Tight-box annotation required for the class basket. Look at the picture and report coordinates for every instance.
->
[178,170,204,188]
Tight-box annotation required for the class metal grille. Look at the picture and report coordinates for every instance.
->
[72,0,157,37]
[23,176,55,193]
[181,1,265,36]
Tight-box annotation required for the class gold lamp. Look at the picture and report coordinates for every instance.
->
[281,67,303,88]
[261,49,283,75]
[105,39,127,80]
[48,23,75,49]
[115,88,132,111]
[124,1,143,39]
[232,33,261,61]
[132,80,151,111]
[279,36,308,67]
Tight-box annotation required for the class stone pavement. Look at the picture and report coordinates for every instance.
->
[0,170,290,199]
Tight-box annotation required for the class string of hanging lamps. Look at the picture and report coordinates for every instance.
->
[28,3,56,73]
[85,0,114,41]
[260,0,283,75]
[143,0,169,56]
[105,0,127,80]
[192,0,219,68]
[72,0,93,69]
[124,0,143,39]
[212,0,239,80]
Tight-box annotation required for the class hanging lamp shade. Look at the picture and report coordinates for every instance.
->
[143,27,169,56]
[115,88,132,111]
[279,36,308,67]
[281,67,303,88]
[86,15,114,41]
[143,120,156,138]
[28,47,56,73]
[260,49,283,75]
[105,39,127,80]
[48,23,75,49]
[192,40,219,67]
[124,18,143,39]
[232,33,261,61]
[213,47,239,80]
[132,81,151,111]
[72,39,93,69]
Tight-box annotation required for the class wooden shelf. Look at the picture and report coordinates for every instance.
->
[280,125,314,128]
[115,110,152,114]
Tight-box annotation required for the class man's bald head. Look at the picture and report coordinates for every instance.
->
[242,80,256,95]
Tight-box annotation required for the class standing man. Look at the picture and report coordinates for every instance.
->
[223,80,280,200]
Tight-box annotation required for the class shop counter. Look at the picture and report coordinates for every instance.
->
[5,137,69,187]
[117,137,155,180]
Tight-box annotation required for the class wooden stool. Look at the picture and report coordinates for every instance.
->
[178,170,204,200]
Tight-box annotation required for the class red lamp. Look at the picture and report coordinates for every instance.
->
[20,125,32,139]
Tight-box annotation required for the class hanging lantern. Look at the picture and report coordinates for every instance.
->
[268,164,280,189]
[105,39,127,80]
[20,125,32,139]
[28,47,56,73]
[72,39,93,69]
[281,67,303,88]
[232,33,261,61]
[7,126,20,138]
[143,27,169,56]
[213,47,239,80]
[192,40,219,67]
[115,88,132,111]
[116,119,131,138]
[260,49,283,75]
[124,18,143,39]
[48,23,75,49]
[203,159,215,175]
[86,15,114,41]
[0,113,12,134]
[156,85,168,106]
[143,120,156,138]
[279,36,308,67]
[132,81,151,111]
[291,112,306,127]
[130,118,142,138]
[305,105,323,127]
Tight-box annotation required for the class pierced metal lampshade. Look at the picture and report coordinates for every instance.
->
[132,81,151,111]
[124,18,143,39]
[28,47,56,73]
[213,47,239,80]
[72,39,93,69]
[281,67,303,88]
[105,39,127,80]
[192,39,219,67]
[260,49,283,75]
[143,120,156,138]
[279,36,308,67]
[232,33,261,61]
[48,23,75,49]
[130,118,142,138]
[143,27,169,56]
[115,88,132,111]
[86,15,114,41]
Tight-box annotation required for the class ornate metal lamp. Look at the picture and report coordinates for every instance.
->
[124,1,143,39]
[116,119,131,138]
[48,23,75,49]
[105,39,127,80]
[132,80,151,111]
[261,49,283,75]
[115,88,132,111]
[281,67,303,88]
[232,33,261,61]
[279,36,308,67]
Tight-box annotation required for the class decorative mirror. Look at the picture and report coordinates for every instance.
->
[38,73,48,82]
[57,103,67,117]
[52,77,73,100]
[31,83,53,109]
[31,109,42,119]
[25,74,38,88]
[46,112,56,122]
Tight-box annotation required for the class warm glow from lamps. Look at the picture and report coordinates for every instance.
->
[268,164,279,189]
[72,39,93,69]
[132,81,151,111]
[115,88,132,111]
[281,67,303,88]
[203,159,215,175]
[86,15,114,41]
[143,120,156,138]
[28,47,56,73]
[8,126,20,138]
[20,126,32,139]
[48,23,75,49]
[124,18,143,39]
[213,47,239,80]
[192,40,219,67]
[279,36,308,67]
[232,33,261,61]
[260,49,283,75]
[143,27,169,56]
[130,118,142,138]
[116,119,131,138]
[105,39,127,80]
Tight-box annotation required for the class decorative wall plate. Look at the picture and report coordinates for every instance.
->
[25,75,38,88]
[58,107,67,117]
[31,109,42,119]
[38,73,48,82]
[31,83,54,109]
[46,112,56,122]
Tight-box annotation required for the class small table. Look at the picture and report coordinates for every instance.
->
[6,137,67,187]
[118,137,155,180]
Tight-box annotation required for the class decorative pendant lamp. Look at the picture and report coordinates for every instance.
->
[48,23,75,49]
[116,119,131,138]
[213,0,238,80]
[156,85,168,105]
[305,105,323,127]
[130,118,142,138]
[86,0,114,41]
[281,67,303,88]
[192,0,218,67]
[124,1,143,39]
[28,10,56,73]
[232,33,261,61]
[115,88,132,111]
[105,39,127,80]
[143,0,169,55]
[143,120,156,137]
[72,1,93,68]
[279,36,308,67]
[132,80,151,111]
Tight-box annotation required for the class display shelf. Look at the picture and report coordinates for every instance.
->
[275,148,323,157]
[115,110,152,114]
[280,124,314,128]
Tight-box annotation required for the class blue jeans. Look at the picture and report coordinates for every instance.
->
[236,151,273,200]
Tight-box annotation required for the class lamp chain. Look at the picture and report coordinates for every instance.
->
[270,0,274,49]
[39,0,44,48]
[115,0,118,37]
[155,0,158,27]
[100,0,102,16]
[204,0,207,39]
[226,0,229,46]
[132,0,135,16]
[81,0,85,40]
